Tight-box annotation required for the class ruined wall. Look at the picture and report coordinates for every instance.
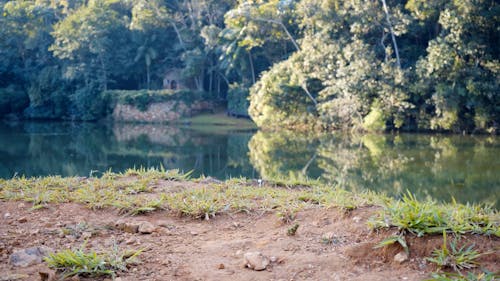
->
[112,100,214,123]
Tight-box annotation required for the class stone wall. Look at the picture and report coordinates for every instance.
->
[112,100,214,123]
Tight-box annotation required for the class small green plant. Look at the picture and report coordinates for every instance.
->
[427,232,483,273]
[426,271,498,281]
[44,242,141,279]
[287,223,300,236]
[277,207,298,224]
[166,186,225,219]
[368,192,499,237]
[374,234,410,255]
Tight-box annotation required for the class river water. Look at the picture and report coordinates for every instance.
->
[1,121,498,207]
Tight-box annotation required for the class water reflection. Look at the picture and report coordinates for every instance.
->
[248,131,499,207]
[0,122,256,179]
[0,122,498,207]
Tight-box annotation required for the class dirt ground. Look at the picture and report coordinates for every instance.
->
[0,201,498,281]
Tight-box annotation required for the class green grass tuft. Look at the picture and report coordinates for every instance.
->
[425,271,498,281]
[44,242,141,279]
[368,192,499,237]
[427,232,484,273]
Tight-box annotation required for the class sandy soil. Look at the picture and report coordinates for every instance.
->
[0,201,498,281]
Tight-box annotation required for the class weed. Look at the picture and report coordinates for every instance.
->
[44,242,141,279]
[425,271,498,281]
[427,232,484,273]
[166,186,225,219]
[277,207,300,224]
[368,192,499,237]
[124,196,166,215]
[374,234,409,255]
[287,223,300,236]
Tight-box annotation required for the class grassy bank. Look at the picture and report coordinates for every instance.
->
[0,168,497,236]
[1,168,498,280]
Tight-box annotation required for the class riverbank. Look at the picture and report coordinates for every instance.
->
[0,169,498,280]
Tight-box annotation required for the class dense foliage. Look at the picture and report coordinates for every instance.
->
[0,0,498,132]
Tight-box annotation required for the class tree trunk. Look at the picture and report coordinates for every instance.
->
[248,50,256,85]
[146,63,151,90]
[381,0,401,68]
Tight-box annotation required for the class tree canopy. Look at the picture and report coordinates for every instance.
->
[0,0,498,133]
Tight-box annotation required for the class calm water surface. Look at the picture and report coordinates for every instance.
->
[0,122,498,207]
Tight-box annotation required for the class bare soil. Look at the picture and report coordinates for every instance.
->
[1,201,498,281]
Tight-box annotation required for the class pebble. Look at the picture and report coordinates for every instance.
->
[138,221,156,234]
[244,252,270,271]
[122,222,139,233]
[9,246,53,267]
[4,213,11,219]
[218,263,225,269]
[17,217,27,223]
[156,220,173,228]
[125,238,137,245]
[394,251,409,263]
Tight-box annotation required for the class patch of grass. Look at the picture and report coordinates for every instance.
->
[165,186,227,219]
[427,232,484,273]
[44,242,141,279]
[178,111,257,132]
[124,195,166,216]
[368,193,499,237]
[426,271,498,281]
[0,169,498,239]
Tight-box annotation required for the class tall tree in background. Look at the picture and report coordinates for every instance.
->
[414,0,499,132]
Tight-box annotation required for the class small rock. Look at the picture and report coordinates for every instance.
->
[138,221,156,234]
[120,222,140,234]
[17,203,26,209]
[17,217,27,223]
[9,246,53,267]
[244,252,270,271]
[156,220,173,228]
[218,263,225,269]
[270,256,278,263]
[394,251,409,263]
[4,213,11,219]
[190,231,199,236]
[81,232,92,239]
[125,238,137,245]
[352,216,361,223]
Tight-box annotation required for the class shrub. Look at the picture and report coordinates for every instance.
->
[227,84,249,117]
[105,89,208,112]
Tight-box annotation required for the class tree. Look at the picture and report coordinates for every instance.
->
[415,0,499,132]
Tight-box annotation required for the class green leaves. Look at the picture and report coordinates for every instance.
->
[370,192,499,237]
[374,235,410,255]
[44,242,142,279]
